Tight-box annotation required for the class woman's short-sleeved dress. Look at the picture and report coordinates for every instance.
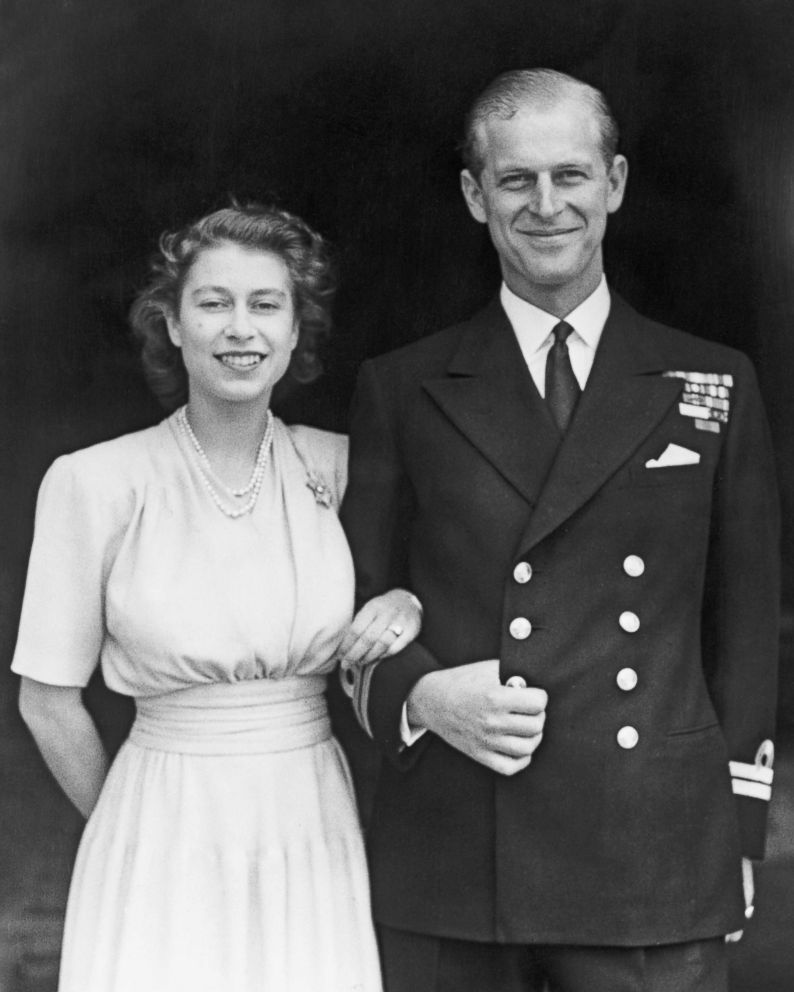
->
[12,412,382,992]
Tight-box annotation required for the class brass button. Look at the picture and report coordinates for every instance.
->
[623,555,645,578]
[513,562,533,584]
[509,617,532,640]
[619,611,640,633]
[617,726,639,749]
[616,668,638,691]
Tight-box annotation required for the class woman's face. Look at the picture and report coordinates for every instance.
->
[167,242,299,409]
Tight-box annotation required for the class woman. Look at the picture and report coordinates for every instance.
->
[12,203,420,992]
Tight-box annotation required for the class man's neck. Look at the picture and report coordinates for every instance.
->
[504,269,605,320]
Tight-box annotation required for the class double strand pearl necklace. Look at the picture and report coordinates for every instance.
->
[177,405,275,519]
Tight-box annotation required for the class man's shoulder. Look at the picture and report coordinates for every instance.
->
[366,323,466,375]
[619,296,755,376]
[365,299,501,376]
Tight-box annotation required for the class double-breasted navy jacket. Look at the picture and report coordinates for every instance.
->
[340,293,780,946]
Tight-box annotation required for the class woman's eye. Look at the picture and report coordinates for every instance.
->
[252,301,279,313]
[198,299,227,310]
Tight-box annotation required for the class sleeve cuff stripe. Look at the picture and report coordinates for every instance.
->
[732,779,772,801]
[729,760,774,785]
[352,662,375,739]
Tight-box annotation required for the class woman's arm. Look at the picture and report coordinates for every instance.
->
[18,677,109,819]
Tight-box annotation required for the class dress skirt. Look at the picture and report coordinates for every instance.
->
[59,677,383,992]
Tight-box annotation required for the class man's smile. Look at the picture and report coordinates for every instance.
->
[518,227,580,238]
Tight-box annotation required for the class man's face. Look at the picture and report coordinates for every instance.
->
[460,98,627,306]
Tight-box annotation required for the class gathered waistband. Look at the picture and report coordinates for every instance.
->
[129,676,331,755]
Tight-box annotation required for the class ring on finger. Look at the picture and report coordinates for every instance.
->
[387,623,404,637]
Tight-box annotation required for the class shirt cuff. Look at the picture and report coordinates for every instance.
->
[400,701,427,748]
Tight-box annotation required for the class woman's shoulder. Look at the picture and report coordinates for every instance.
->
[285,423,349,508]
[43,419,174,502]
[287,423,348,460]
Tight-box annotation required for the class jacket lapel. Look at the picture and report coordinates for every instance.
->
[422,300,561,507]
[519,295,684,551]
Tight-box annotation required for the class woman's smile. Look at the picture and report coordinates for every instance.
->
[215,350,266,371]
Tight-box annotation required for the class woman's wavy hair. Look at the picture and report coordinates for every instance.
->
[129,201,336,409]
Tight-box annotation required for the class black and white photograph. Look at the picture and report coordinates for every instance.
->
[1,1,792,990]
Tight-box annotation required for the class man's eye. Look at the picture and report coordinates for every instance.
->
[557,171,586,183]
[501,176,530,190]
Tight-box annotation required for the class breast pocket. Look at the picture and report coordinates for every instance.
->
[627,463,709,488]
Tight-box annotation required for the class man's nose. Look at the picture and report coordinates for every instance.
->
[527,177,560,219]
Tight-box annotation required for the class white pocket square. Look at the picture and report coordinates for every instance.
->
[645,443,700,468]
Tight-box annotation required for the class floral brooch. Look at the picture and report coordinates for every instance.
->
[306,471,333,508]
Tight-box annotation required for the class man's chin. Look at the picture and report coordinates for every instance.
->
[511,249,601,290]
[513,265,582,290]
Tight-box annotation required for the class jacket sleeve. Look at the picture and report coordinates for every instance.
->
[340,359,442,763]
[702,354,780,859]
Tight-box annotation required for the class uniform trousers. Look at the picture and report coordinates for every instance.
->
[378,925,728,992]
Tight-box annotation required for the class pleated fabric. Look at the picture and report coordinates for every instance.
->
[60,679,382,992]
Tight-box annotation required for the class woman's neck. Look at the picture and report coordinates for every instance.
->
[183,394,273,488]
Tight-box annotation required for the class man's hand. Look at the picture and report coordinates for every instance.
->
[725,857,755,943]
[406,659,547,775]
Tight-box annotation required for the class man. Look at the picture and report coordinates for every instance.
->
[340,69,780,992]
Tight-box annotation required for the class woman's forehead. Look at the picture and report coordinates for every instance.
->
[183,243,291,289]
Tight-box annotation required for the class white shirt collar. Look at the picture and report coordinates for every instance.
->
[499,276,611,356]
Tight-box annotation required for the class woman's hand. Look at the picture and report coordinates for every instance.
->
[337,589,423,672]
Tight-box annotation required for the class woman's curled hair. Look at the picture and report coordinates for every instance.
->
[129,202,336,409]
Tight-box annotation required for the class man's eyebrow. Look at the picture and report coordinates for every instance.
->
[496,160,593,176]
[496,167,537,180]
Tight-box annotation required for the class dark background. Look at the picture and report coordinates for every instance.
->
[1,0,793,988]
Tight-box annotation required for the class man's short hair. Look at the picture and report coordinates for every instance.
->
[462,68,620,180]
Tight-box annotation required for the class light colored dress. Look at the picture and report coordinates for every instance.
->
[11,413,383,992]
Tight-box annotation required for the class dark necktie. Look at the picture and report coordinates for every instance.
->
[545,321,581,433]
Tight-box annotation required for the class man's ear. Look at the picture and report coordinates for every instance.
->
[166,312,182,348]
[460,170,488,224]
[606,154,628,214]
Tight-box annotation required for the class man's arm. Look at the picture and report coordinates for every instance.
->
[340,359,445,757]
[703,354,780,859]
[341,360,548,769]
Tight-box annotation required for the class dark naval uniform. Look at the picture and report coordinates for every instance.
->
[341,292,779,951]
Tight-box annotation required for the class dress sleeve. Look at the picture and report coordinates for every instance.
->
[11,454,118,687]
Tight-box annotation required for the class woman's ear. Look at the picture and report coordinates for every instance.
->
[165,312,182,348]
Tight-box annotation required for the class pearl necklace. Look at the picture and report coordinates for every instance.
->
[177,406,275,519]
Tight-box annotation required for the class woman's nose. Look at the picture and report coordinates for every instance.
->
[225,305,254,339]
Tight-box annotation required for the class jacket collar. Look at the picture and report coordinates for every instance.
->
[422,294,684,546]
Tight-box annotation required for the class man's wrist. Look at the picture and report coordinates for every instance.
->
[406,669,439,731]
